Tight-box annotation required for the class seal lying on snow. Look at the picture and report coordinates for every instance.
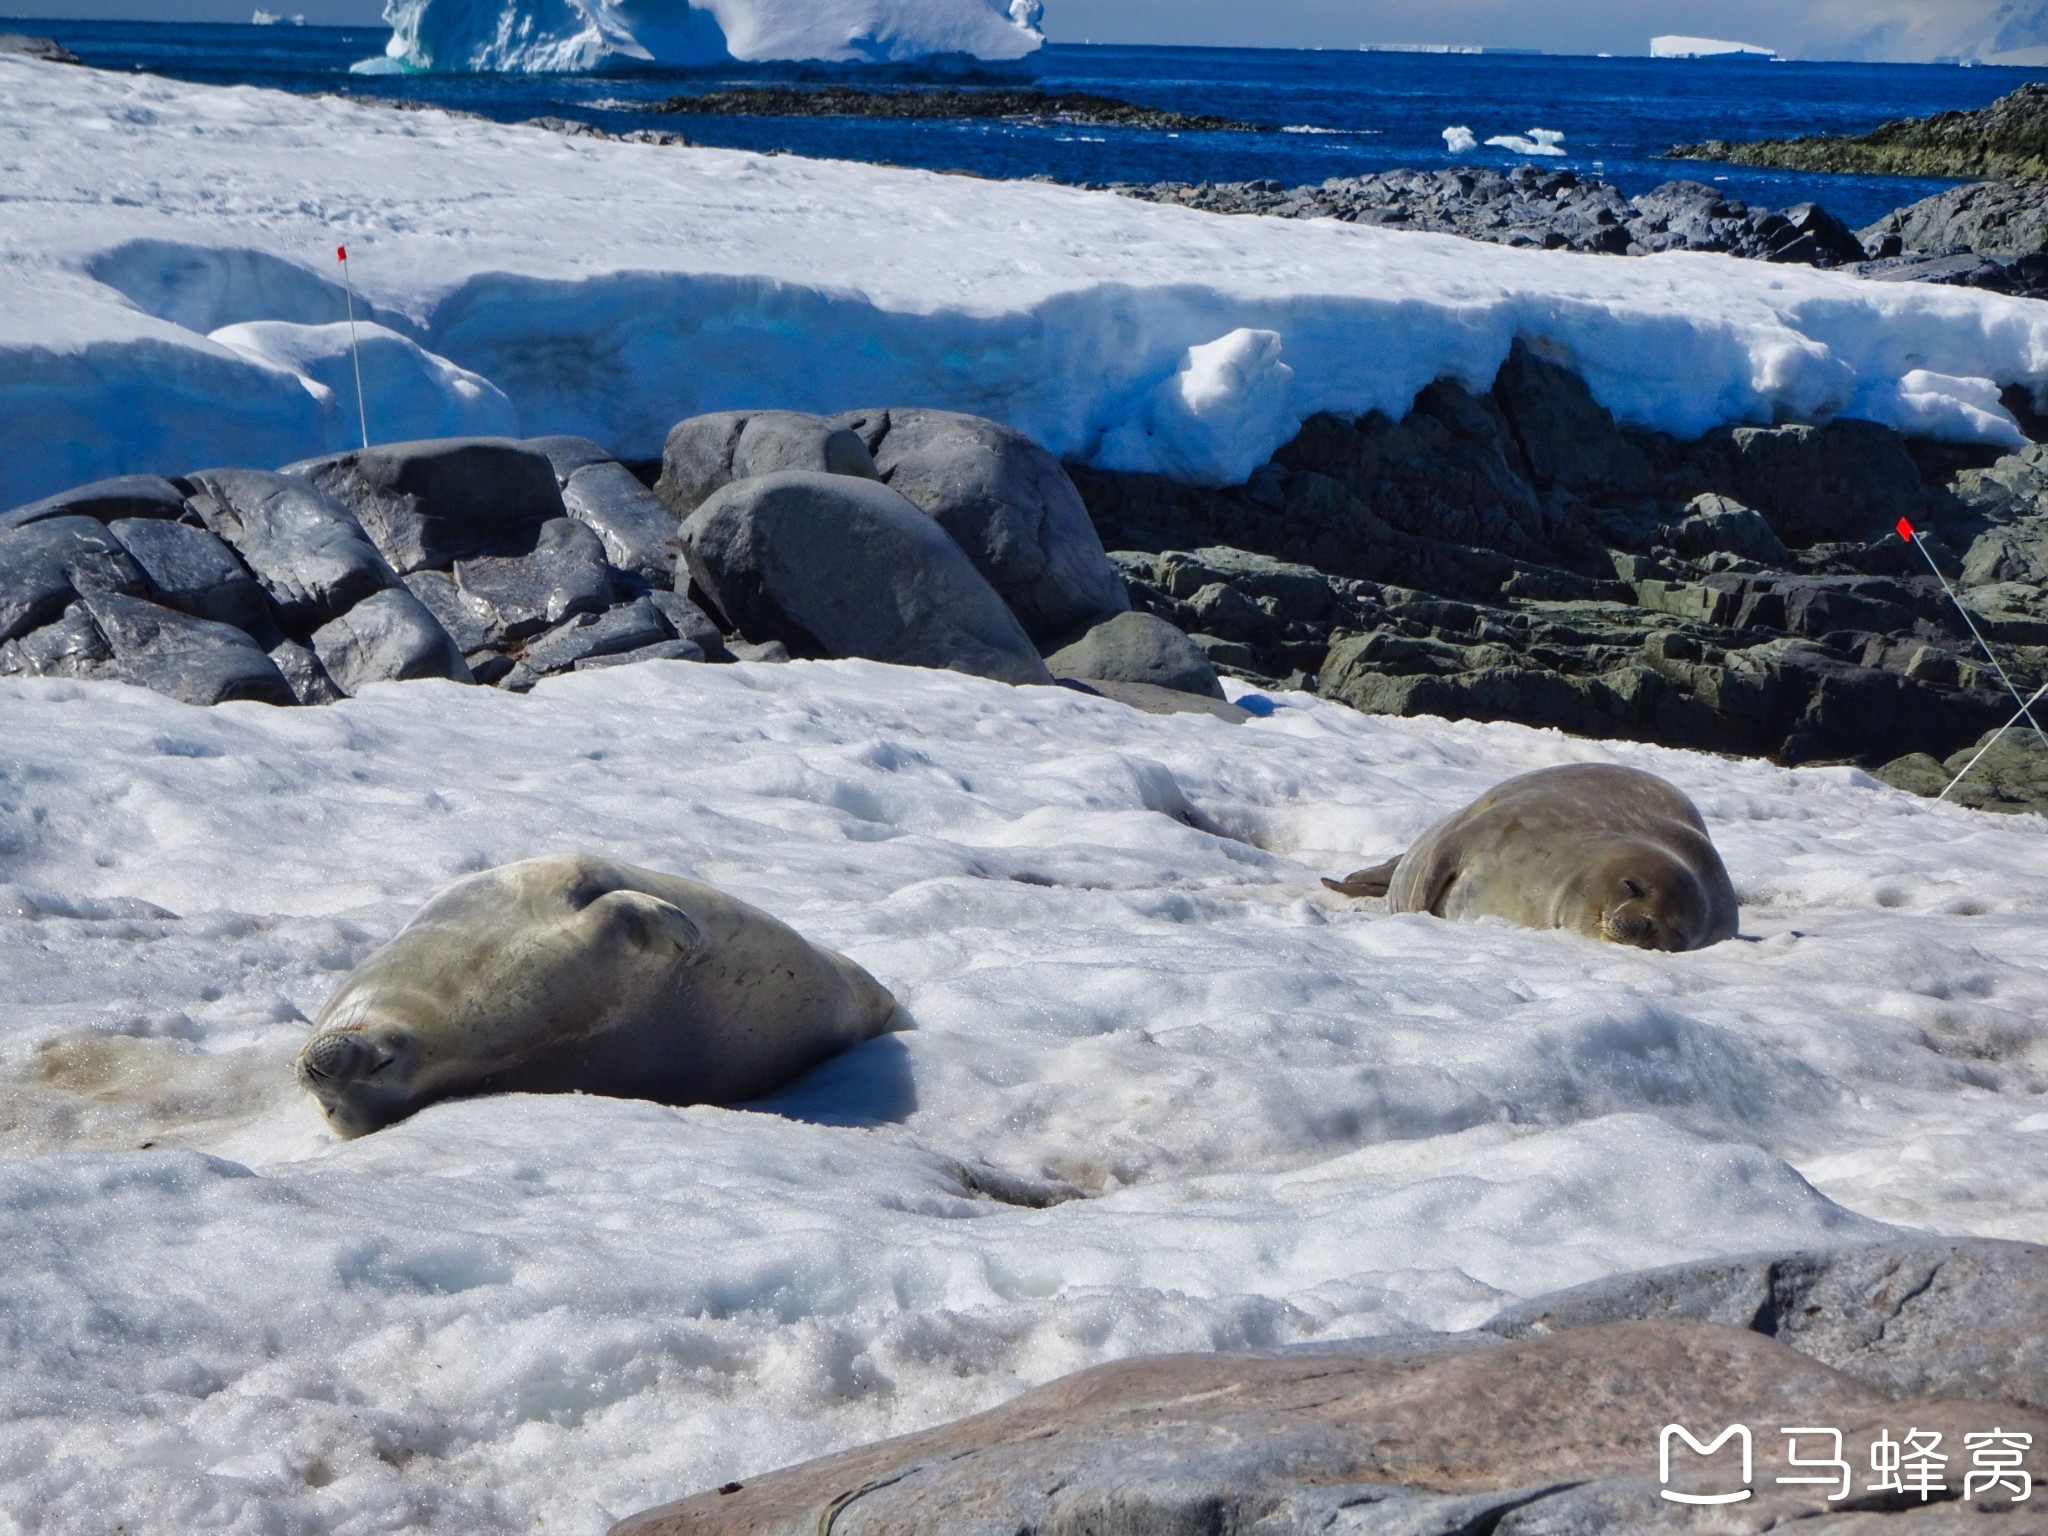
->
[297,853,900,1136]
[1322,764,1739,952]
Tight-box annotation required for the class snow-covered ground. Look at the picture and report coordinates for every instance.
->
[8,55,2048,509]
[1,662,2044,1533]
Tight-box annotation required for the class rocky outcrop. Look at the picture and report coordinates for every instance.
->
[287,436,565,574]
[654,410,878,521]
[651,86,1260,134]
[1672,83,2048,182]
[1071,342,2045,793]
[0,34,80,65]
[679,470,1053,686]
[1044,610,1223,699]
[610,1238,2048,1536]
[1104,165,1869,265]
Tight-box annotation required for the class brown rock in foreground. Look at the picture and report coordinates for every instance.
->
[611,1319,2045,1536]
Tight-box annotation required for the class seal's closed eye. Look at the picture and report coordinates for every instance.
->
[1623,877,1648,898]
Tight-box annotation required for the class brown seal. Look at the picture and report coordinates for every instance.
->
[1323,763,1739,951]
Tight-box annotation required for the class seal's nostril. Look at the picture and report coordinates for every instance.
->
[300,1033,365,1085]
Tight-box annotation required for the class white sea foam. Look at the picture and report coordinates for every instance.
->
[0,660,2043,1532]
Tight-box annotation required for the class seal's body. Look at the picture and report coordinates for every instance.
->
[1324,764,1739,952]
[297,853,899,1136]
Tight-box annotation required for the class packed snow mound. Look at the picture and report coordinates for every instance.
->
[2,658,2046,1531]
[369,0,1045,73]
[6,59,2048,508]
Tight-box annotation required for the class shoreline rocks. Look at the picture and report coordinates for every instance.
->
[651,85,1263,134]
[609,1237,2048,1536]
[1671,82,2048,182]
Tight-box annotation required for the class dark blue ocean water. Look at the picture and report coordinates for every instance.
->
[12,16,2048,231]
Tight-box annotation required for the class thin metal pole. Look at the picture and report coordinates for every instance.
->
[338,245,371,451]
[1939,680,2048,803]
[1905,527,2048,752]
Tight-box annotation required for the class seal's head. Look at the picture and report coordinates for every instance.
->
[295,1020,423,1138]
[1577,840,1721,952]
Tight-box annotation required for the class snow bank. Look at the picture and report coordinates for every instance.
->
[369,0,1044,73]
[7,57,2048,511]
[2,659,2044,1532]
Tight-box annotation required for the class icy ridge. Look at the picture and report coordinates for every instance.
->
[367,0,1045,73]
[6,59,2048,508]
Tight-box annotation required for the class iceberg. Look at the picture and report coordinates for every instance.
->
[1484,127,1566,157]
[1650,35,1776,59]
[367,0,1045,73]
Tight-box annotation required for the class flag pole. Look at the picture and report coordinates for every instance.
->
[1895,516,2047,752]
[337,244,371,452]
[1939,680,2048,803]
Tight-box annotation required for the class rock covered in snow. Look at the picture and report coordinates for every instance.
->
[369,0,1044,74]
[679,469,1052,686]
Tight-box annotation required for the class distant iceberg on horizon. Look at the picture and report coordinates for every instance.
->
[361,0,1045,74]
[1650,35,1776,59]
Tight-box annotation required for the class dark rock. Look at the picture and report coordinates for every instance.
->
[309,587,472,694]
[501,596,675,689]
[0,475,191,533]
[1671,494,1790,565]
[1714,421,1928,548]
[679,470,1052,686]
[267,638,345,706]
[0,515,149,643]
[401,569,496,655]
[454,518,615,645]
[77,592,295,706]
[610,1314,2042,1536]
[840,408,1130,643]
[522,434,615,483]
[652,85,1261,134]
[647,590,730,661]
[0,34,82,64]
[562,461,683,584]
[1490,343,1650,496]
[573,639,705,671]
[1484,1237,2048,1410]
[185,469,399,633]
[0,601,110,678]
[1861,177,2048,263]
[653,410,879,520]
[1045,610,1224,698]
[287,437,565,574]
[108,518,267,631]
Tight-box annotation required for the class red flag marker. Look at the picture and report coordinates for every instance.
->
[334,242,370,450]
[1896,515,1915,542]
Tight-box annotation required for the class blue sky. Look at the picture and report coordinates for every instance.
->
[0,0,2021,60]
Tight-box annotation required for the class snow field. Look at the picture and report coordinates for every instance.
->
[0,660,2044,1532]
[9,59,2048,506]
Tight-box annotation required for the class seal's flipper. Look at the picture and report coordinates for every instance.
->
[591,890,705,959]
[1322,856,1401,899]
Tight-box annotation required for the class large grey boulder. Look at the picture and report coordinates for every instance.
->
[679,471,1052,686]
[185,469,398,633]
[453,518,614,644]
[79,592,294,707]
[0,475,192,533]
[562,461,682,584]
[309,587,472,694]
[653,410,878,519]
[610,1316,2041,1536]
[838,407,1130,644]
[0,515,148,642]
[108,517,267,631]
[1045,610,1224,699]
[286,437,565,573]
